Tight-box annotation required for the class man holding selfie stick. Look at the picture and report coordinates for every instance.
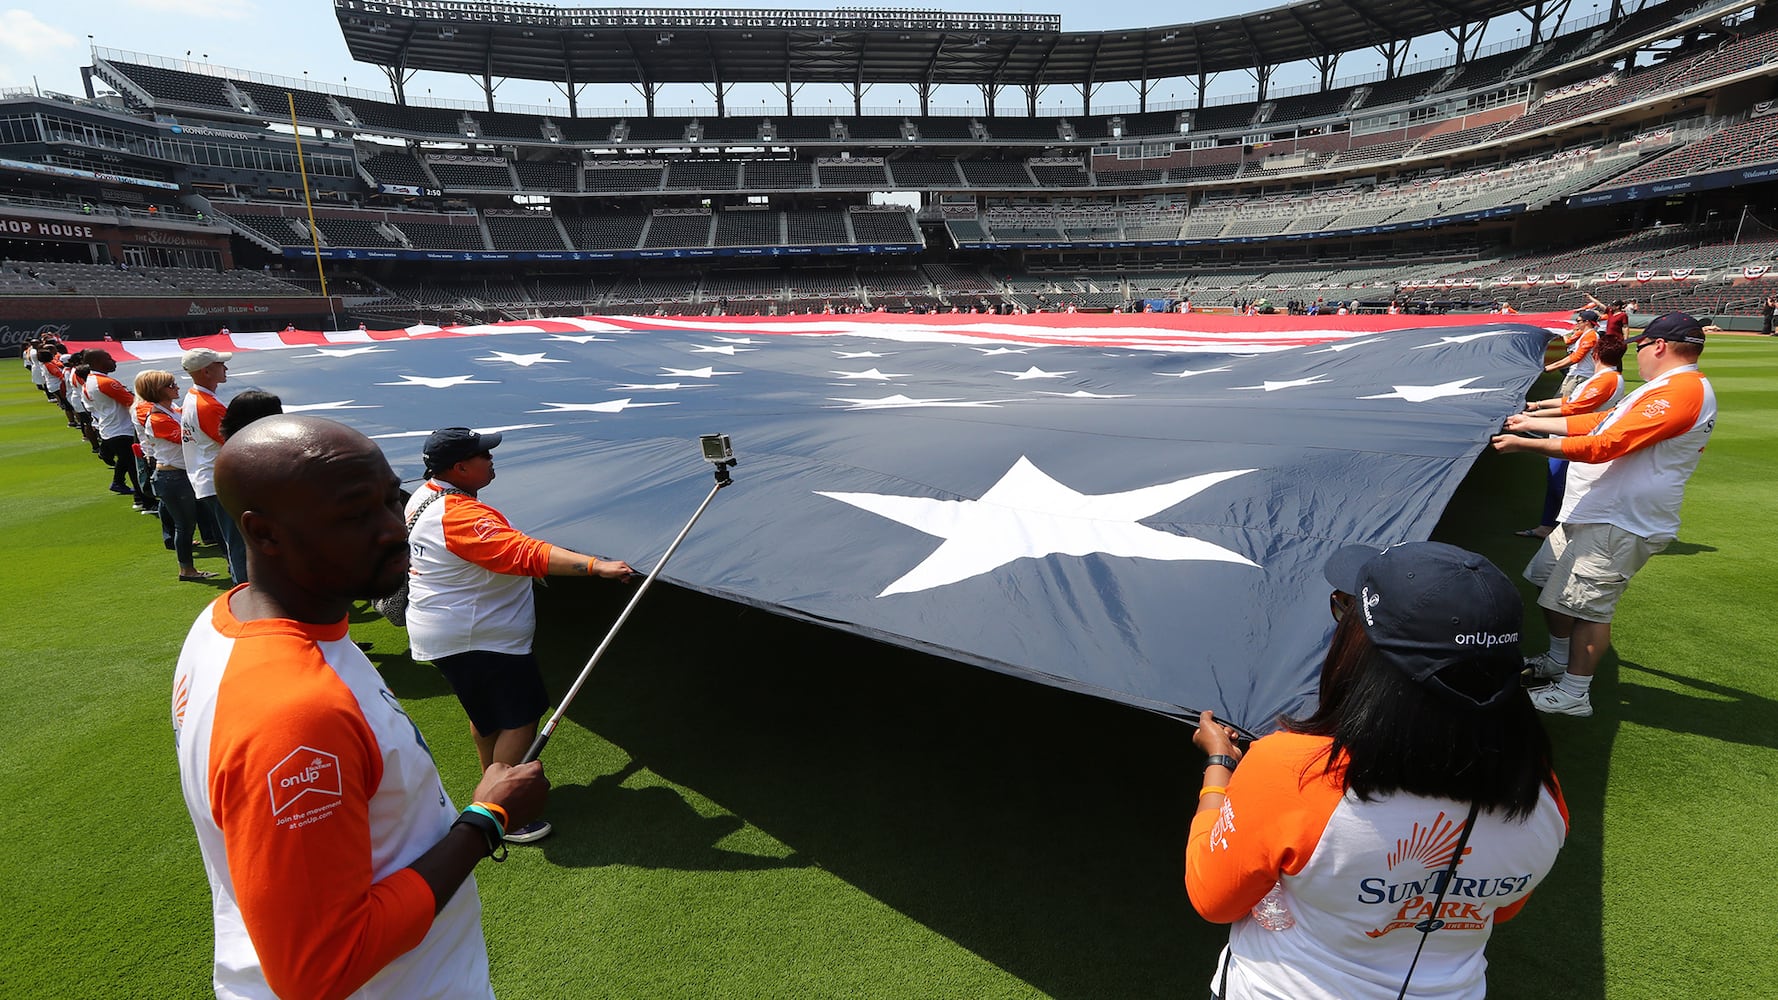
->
[404,428,635,844]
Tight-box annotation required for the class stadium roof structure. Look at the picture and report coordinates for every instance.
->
[335,0,1605,113]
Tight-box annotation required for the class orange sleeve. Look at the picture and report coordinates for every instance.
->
[147,410,183,445]
[1555,329,1596,367]
[195,392,227,444]
[98,374,134,406]
[439,495,555,576]
[1561,377,1704,464]
[1558,371,1620,415]
[1494,776,1570,924]
[211,634,435,1000]
[1185,733,1344,924]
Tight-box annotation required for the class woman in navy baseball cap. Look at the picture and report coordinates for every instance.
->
[1185,542,1567,1000]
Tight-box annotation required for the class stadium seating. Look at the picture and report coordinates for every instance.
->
[312,217,400,248]
[713,211,781,248]
[911,117,977,141]
[583,164,664,193]
[886,160,965,188]
[982,117,1063,142]
[560,214,647,251]
[743,161,815,188]
[818,162,891,188]
[848,211,919,244]
[665,161,740,190]
[390,221,489,250]
[643,213,714,249]
[362,151,433,188]
[959,161,1036,187]
[514,160,577,192]
[785,211,850,245]
[839,117,907,141]
[624,117,693,143]
[699,117,766,142]
[427,159,516,191]
[485,214,568,251]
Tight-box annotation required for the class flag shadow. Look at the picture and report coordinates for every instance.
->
[531,580,1227,999]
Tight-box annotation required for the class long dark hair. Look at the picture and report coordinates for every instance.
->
[1285,616,1554,820]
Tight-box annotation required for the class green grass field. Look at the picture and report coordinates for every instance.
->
[3,337,1774,999]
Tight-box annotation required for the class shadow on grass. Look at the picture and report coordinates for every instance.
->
[1655,540,1718,557]
[1616,660,1778,751]
[540,758,810,872]
[525,581,1224,999]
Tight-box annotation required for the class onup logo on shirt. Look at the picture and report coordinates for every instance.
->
[1641,398,1671,420]
[267,746,343,822]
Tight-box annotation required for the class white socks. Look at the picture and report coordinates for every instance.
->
[1547,635,1571,664]
[1557,672,1593,698]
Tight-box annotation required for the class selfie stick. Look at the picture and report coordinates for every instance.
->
[521,436,738,764]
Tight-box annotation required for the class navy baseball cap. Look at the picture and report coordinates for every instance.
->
[422,427,503,469]
[1628,312,1707,347]
[1573,309,1600,324]
[1324,542,1524,709]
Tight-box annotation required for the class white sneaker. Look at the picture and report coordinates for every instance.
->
[1529,683,1593,717]
[1523,653,1569,681]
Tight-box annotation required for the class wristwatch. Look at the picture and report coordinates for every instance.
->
[1204,754,1239,772]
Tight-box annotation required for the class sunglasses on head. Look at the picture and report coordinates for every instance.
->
[1330,590,1355,623]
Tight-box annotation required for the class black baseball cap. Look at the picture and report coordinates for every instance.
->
[1324,541,1524,709]
[422,427,503,470]
[1628,312,1707,347]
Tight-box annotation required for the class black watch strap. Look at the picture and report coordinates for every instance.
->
[1204,754,1239,772]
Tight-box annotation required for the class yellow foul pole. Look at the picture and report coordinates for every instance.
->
[287,92,335,327]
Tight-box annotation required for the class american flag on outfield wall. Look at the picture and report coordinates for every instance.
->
[82,311,1561,732]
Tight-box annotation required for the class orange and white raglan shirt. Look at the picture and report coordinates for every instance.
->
[41,356,65,395]
[144,402,186,468]
[1186,733,1567,1000]
[181,385,229,499]
[1558,365,1715,545]
[1558,365,1623,416]
[86,370,136,439]
[172,592,493,1000]
[403,481,555,663]
[1556,326,1599,379]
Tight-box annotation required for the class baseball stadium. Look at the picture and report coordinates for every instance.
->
[2,0,1776,997]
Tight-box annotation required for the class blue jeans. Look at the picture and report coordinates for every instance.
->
[200,495,249,585]
[1540,458,1569,529]
[154,468,199,567]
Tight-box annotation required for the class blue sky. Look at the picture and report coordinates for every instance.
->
[0,1,1568,116]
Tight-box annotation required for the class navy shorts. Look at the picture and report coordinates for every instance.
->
[432,650,550,736]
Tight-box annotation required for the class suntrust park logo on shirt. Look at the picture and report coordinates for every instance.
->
[267,746,343,823]
[1357,809,1536,938]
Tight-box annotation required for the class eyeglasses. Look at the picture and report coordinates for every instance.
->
[1330,590,1355,623]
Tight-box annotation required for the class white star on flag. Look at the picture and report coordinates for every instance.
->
[616,382,711,391]
[1309,337,1385,354]
[829,395,1004,410]
[1038,390,1133,399]
[376,374,498,389]
[300,346,392,358]
[544,334,612,344]
[999,366,1074,380]
[660,366,740,378]
[1155,366,1232,378]
[1232,375,1332,392]
[714,336,761,344]
[529,399,679,414]
[830,367,910,381]
[690,344,756,355]
[834,350,893,359]
[476,351,567,367]
[973,347,1030,356]
[817,457,1259,597]
[1359,377,1503,402]
[1410,330,1517,349]
[282,400,378,412]
[373,423,552,440]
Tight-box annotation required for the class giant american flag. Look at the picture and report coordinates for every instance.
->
[84,311,1559,733]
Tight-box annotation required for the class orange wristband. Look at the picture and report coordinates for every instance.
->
[1199,786,1228,799]
[473,800,509,828]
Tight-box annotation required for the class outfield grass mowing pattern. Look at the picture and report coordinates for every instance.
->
[3,337,1774,998]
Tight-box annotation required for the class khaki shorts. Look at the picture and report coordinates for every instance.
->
[1559,368,1587,399]
[1523,522,1666,623]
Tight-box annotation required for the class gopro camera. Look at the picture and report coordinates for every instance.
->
[699,433,734,464]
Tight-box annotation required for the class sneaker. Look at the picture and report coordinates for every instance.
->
[503,819,553,844]
[108,484,134,495]
[1529,683,1593,717]
[1522,653,1569,682]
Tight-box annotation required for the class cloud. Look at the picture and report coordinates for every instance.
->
[0,10,77,58]
[128,0,255,20]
